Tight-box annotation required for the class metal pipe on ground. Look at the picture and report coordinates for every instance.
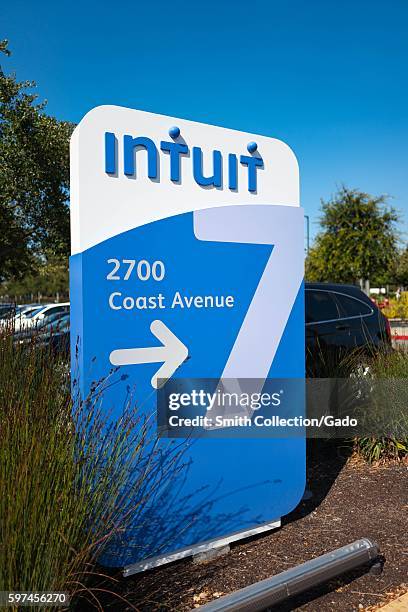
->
[197,538,379,611]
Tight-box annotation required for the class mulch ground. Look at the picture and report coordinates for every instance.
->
[100,441,408,611]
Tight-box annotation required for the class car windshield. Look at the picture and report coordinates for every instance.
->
[25,306,47,319]
[15,307,34,317]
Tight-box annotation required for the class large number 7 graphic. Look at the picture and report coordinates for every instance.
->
[194,204,304,419]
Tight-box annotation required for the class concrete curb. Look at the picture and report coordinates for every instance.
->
[378,592,408,611]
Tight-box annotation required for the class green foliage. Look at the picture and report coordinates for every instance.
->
[0,254,69,299]
[0,40,73,282]
[394,246,408,286]
[355,436,407,464]
[383,291,408,319]
[305,186,399,284]
[0,326,185,606]
[353,348,408,464]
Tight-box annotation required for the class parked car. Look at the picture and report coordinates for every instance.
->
[22,303,70,329]
[0,304,42,330]
[36,322,70,357]
[14,312,70,343]
[306,282,391,376]
[15,314,70,357]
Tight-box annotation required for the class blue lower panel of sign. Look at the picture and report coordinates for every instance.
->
[70,207,305,567]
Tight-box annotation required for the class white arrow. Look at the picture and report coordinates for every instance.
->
[109,319,188,389]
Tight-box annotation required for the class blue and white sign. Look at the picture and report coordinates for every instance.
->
[70,106,305,568]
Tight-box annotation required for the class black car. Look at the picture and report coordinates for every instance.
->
[305,283,391,376]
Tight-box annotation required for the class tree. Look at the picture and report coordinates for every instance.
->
[305,186,399,291]
[0,253,69,299]
[0,39,73,282]
[394,247,408,287]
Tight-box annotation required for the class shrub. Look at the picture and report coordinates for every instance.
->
[354,436,407,464]
[0,325,184,607]
[353,348,408,464]
[382,291,408,319]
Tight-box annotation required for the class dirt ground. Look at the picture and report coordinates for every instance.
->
[98,441,408,611]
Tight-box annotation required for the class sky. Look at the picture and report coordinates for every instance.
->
[3,0,408,245]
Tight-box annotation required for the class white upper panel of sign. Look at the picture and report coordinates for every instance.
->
[70,106,299,254]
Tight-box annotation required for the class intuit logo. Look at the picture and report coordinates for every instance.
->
[104,126,264,192]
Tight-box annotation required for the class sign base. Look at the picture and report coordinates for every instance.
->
[122,519,281,576]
